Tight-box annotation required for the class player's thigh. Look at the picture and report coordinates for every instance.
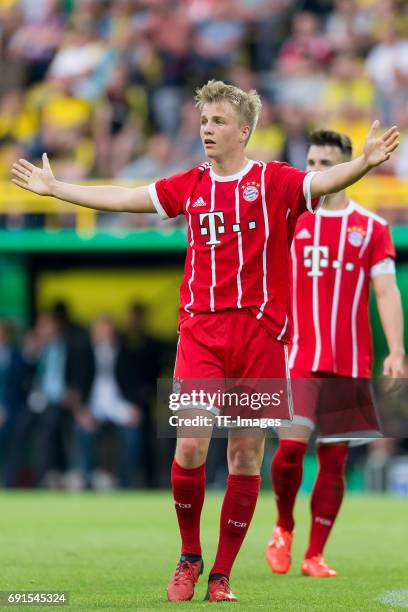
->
[227,428,266,475]
[229,313,287,379]
[174,315,225,379]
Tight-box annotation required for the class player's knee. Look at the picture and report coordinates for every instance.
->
[279,439,308,464]
[228,446,260,474]
[176,438,208,467]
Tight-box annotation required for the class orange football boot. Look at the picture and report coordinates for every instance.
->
[205,577,238,602]
[265,525,293,574]
[301,555,337,577]
[167,559,203,601]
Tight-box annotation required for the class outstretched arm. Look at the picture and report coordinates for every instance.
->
[11,153,155,213]
[310,121,400,198]
[373,273,405,378]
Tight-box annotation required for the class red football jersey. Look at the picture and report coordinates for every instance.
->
[289,200,396,377]
[149,159,322,342]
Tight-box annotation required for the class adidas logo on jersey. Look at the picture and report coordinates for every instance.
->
[296,228,312,239]
[192,197,207,208]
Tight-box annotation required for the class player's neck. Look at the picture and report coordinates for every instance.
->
[210,153,249,177]
[322,191,348,211]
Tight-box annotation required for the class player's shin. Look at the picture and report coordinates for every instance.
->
[209,473,261,578]
[305,443,348,560]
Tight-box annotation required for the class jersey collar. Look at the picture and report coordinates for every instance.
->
[317,200,355,217]
[209,159,255,182]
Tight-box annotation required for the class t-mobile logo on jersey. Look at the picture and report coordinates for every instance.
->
[304,245,329,277]
[199,211,257,246]
[303,246,355,276]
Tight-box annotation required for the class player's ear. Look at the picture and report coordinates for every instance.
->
[240,125,250,144]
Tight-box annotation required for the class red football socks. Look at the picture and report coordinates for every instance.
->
[210,474,261,578]
[305,443,348,558]
[272,439,308,533]
[171,459,206,557]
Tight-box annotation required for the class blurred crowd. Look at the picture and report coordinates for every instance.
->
[0,303,180,489]
[0,0,408,228]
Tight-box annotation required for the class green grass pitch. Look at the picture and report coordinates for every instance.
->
[0,491,407,610]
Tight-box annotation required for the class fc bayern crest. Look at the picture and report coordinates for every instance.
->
[242,181,260,202]
[347,226,365,247]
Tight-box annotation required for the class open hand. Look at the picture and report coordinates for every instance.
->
[11,153,55,196]
[363,121,399,169]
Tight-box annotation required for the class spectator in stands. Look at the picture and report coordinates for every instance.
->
[72,315,143,489]
[365,16,408,124]
[8,0,63,86]
[279,104,310,169]
[117,132,186,180]
[4,313,71,487]
[0,320,24,485]
[191,0,247,84]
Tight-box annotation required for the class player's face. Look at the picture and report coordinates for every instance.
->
[306,145,346,172]
[200,102,249,161]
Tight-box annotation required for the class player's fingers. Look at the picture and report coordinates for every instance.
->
[12,178,30,190]
[11,168,30,182]
[386,141,399,154]
[18,158,36,171]
[12,163,31,177]
[367,119,380,138]
[381,125,398,141]
[383,131,400,147]
[383,132,400,145]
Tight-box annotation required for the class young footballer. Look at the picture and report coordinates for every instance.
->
[12,82,399,601]
[266,130,405,578]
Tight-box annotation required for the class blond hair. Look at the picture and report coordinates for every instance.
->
[195,80,262,143]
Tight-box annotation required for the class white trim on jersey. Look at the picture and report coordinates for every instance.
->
[303,172,325,214]
[148,183,168,219]
[173,336,181,378]
[359,216,373,259]
[277,315,288,341]
[256,163,270,320]
[370,257,396,278]
[311,214,322,371]
[351,268,365,378]
[317,200,355,217]
[184,198,196,317]
[330,214,348,371]
[292,414,315,430]
[352,201,388,226]
[284,344,294,421]
[235,179,244,308]
[209,178,217,312]
[288,242,299,369]
[210,159,255,182]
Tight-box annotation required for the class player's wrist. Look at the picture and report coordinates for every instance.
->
[360,154,374,172]
[49,177,62,198]
[388,347,405,359]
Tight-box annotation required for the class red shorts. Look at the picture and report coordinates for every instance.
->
[290,369,382,443]
[173,309,292,423]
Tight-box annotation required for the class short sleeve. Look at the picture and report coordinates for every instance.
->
[369,222,396,269]
[148,169,195,219]
[273,163,324,218]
